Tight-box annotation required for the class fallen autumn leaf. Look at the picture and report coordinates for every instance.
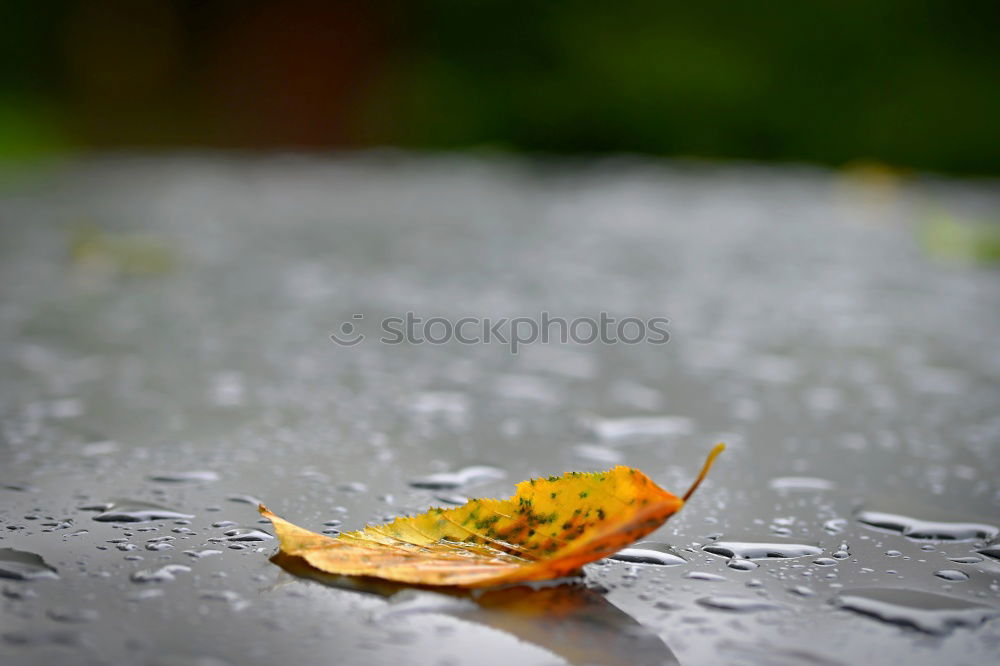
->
[260,442,724,588]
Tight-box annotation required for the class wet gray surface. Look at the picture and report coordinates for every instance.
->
[1,155,999,666]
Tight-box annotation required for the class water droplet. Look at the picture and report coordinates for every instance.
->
[126,588,164,602]
[813,558,838,566]
[337,482,367,493]
[80,440,119,456]
[726,559,759,571]
[855,510,998,541]
[217,527,272,542]
[609,542,686,566]
[788,585,815,597]
[408,465,506,490]
[0,548,59,580]
[822,518,848,534]
[885,550,901,557]
[408,391,470,418]
[148,471,219,483]
[84,500,194,523]
[696,595,783,612]
[227,494,263,506]
[199,590,249,611]
[834,588,999,635]
[46,607,99,623]
[183,549,223,559]
[432,493,469,506]
[703,541,823,560]
[948,556,983,564]
[130,564,191,583]
[210,371,245,407]
[934,569,970,582]
[768,477,836,492]
[589,415,694,441]
[2,585,37,600]
[686,571,727,581]
[49,397,83,419]
[571,444,624,464]
[976,546,1000,562]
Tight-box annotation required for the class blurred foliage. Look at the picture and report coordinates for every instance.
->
[921,213,1000,265]
[1,0,999,173]
[70,226,177,277]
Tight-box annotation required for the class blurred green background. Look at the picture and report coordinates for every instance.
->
[2,0,999,173]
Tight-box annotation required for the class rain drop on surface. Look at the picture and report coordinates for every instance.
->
[976,546,1000,562]
[726,559,759,571]
[608,542,687,566]
[834,588,999,635]
[571,443,624,464]
[768,477,836,492]
[588,415,694,441]
[696,595,784,612]
[408,465,506,490]
[686,571,727,581]
[83,500,194,523]
[126,589,164,602]
[432,493,469,506]
[703,541,823,560]
[148,470,220,483]
[933,569,970,582]
[227,494,264,506]
[46,607,100,623]
[823,518,848,534]
[855,510,998,541]
[0,548,59,580]
[130,564,191,583]
[217,528,273,542]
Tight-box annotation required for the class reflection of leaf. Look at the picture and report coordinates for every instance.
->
[271,553,679,666]
[261,443,723,588]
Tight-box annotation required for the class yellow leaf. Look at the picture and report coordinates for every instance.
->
[260,442,724,588]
